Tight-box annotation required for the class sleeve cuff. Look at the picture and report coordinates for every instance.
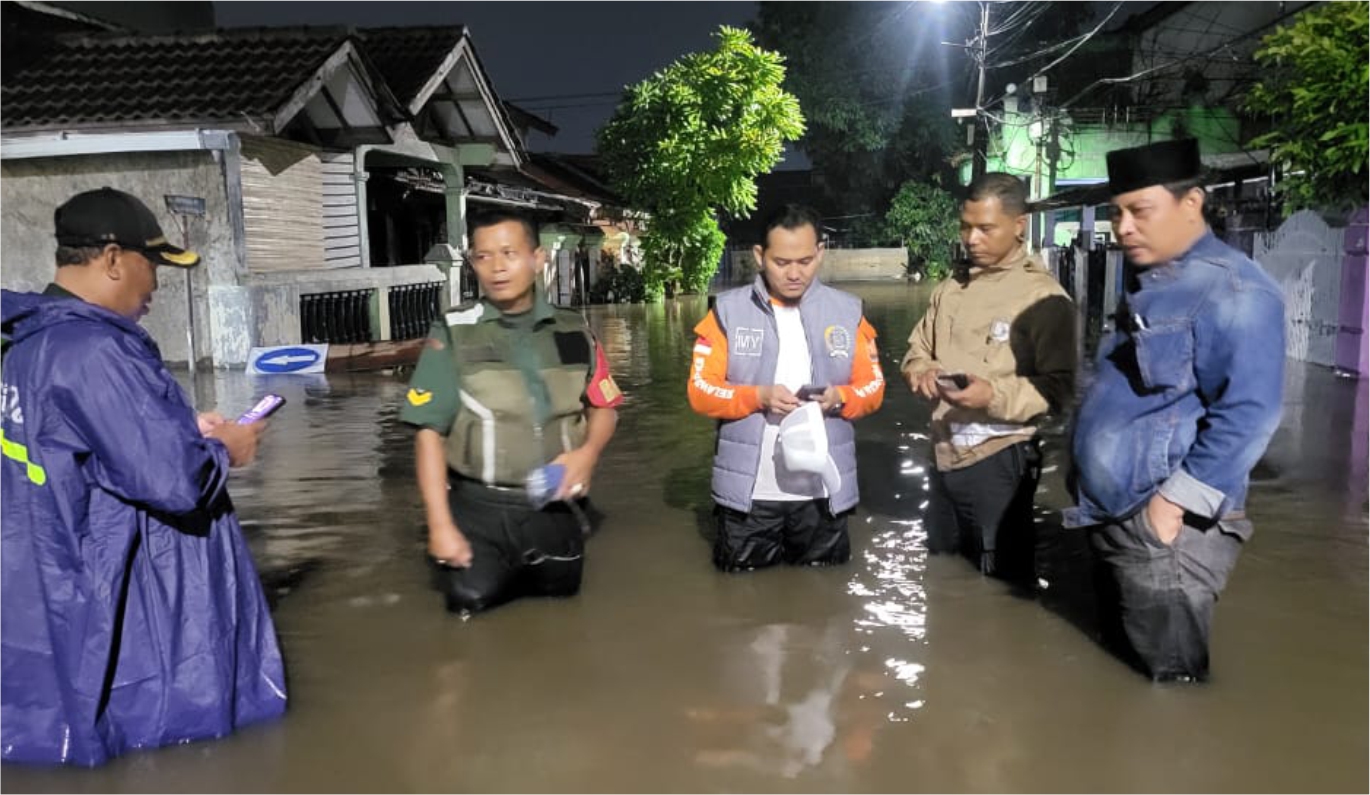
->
[902,361,932,379]
[837,386,855,419]
[400,416,451,435]
[987,379,1008,418]
[739,385,763,415]
[1158,468,1226,518]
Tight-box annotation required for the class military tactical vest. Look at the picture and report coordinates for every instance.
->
[442,301,594,488]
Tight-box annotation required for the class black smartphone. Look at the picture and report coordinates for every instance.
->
[796,384,826,401]
[936,373,970,391]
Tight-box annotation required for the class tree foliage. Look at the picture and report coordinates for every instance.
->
[884,180,959,281]
[597,26,804,300]
[751,3,958,217]
[751,2,1094,216]
[1245,1,1369,213]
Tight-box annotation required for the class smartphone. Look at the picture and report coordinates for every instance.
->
[936,373,970,391]
[525,463,566,509]
[237,394,286,424]
[796,384,826,401]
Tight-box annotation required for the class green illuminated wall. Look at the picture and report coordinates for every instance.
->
[961,102,1244,193]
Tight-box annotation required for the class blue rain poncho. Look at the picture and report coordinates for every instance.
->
[1,289,287,766]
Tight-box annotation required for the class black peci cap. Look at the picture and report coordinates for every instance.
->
[1106,138,1203,196]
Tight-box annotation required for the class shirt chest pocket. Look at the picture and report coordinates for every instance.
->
[1131,319,1195,392]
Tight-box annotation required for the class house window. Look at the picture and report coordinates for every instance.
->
[366,165,448,267]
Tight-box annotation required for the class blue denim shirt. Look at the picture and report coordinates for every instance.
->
[1065,231,1286,527]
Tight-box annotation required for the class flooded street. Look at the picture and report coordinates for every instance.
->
[5,283,1366,793]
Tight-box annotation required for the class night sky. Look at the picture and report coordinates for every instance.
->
[214,2,758,155]
[214,1,1162,162]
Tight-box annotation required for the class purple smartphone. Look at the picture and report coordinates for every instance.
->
[237,394,286,424]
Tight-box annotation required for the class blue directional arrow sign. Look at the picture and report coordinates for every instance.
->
[248,344,329,375]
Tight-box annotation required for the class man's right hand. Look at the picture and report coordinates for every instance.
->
[206,420,265,467]
[428,521,474,568]
[757,384,802,416]
[909,369,943,401]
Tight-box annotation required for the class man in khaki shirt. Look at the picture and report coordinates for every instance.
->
[901,173,1077,583]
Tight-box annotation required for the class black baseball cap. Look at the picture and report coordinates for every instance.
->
[54,187,200,267]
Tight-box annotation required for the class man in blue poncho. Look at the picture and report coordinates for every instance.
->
[1,188,288,765]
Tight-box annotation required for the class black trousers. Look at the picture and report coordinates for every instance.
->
[713,499,851,572]
[430,477,585,614]
[927,440,1041,582]
[1088,510,1249,682]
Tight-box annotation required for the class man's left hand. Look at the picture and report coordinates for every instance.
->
[816,386,845,415]
[552,446,599,500]
[197,411,228,436]
[1144,493,1185,546]
[938,374,993,410]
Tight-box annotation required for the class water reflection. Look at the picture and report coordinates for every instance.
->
[3,283,1364,794]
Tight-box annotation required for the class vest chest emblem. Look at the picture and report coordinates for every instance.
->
[824,325,852,358]
[733,327,765,356]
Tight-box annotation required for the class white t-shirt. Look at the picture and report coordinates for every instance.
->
[752,304,827,502]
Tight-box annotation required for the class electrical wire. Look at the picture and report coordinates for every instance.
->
[1058,3,1308,110]
[1028,1,1124,80]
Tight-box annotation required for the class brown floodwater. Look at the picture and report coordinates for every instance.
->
[4,283,1365,793]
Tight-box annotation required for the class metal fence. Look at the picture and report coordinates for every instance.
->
[300,289,375,345]
[388,282,444,341]
[1254,210,1346,367]
[1042,244,1126,361]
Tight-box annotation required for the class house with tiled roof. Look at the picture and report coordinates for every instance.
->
[1,9,627,366]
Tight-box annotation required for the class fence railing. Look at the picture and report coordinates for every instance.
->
[301,289,375,345]
[388,282,444,341]
[1042,244,1126,361]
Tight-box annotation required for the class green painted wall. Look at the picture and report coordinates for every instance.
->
[961,103,1244,194]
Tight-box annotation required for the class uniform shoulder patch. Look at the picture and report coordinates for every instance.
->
[407,388,434,406]
[598,376,622,404]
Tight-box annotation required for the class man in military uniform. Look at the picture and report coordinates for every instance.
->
[401,210,622,614]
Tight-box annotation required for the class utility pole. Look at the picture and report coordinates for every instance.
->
[164,195,206,378]
[971,0,990,181]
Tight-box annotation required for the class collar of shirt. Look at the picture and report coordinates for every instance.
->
[1138,229,1218,287]
[42,283,80,300]
[478,290,557,328]
[962,246,1033,284]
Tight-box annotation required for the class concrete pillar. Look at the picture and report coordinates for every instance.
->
[540,229,575,305]
[449,143,495,305]
[353,147,373,269]
[443,177,465,307]
[374,286,391,342]
[1336,207,1369,377]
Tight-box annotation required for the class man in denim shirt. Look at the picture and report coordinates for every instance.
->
[1067,139,1285,682]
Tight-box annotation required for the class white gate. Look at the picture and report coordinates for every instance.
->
[1254,210,1345,366]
